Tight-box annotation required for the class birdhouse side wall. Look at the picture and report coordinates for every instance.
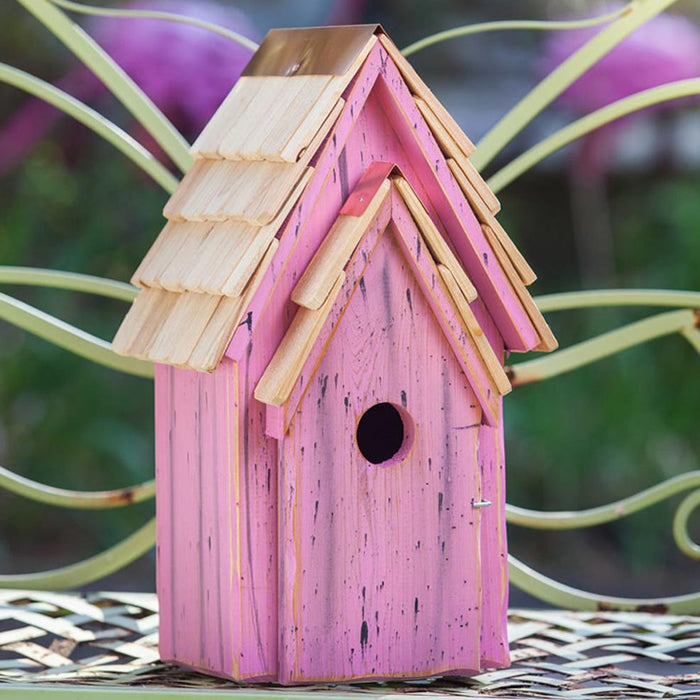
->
[477,413,510,668]
[154,360,278,681]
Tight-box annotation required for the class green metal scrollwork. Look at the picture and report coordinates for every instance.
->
[505,294,700,610]
[0,519,156,590]
[673,489,700,560]
[0,464,155,509]
[509,555,700,613]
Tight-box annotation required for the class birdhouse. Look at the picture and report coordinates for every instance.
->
[113,25,556,684]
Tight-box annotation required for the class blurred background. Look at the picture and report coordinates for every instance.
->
[0,0,699,602]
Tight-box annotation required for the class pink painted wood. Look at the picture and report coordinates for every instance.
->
[370,69,538,353]
[155,360,278,681]
[225,42,386,364]
[389,193,501,425]
[154,39,517,684]
[477,410,510,669]
[267,194,392,439]
[279,230,486,682]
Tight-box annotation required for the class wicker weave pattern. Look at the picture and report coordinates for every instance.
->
[1,590,700,697]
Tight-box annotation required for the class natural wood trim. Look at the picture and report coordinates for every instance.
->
[481,224,558,353]
[378,32,476,157]
[447,158,537,286]
[148,292,221,366]
[293,97,345,164]
[412,96,488,212]
[188,239,280,371]
[255,273,346,406]
[292,180,391,310]
[438,264,511,395]
[393,175,477,303]
[112,288,177,359]
[447,148,501,216]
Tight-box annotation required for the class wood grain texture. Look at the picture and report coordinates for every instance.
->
[192,30,372,162]
[118,242,279,371]
[446,159,536,286]
[163,159,312,226]
[437,265,511,396]
[131,221,212,289]
[147,291,221,365]
[390,196,501,426]
[278,79,348,163]
[190,77,258,158]
[279,229,484,682]
[217,75,333,161]
[226,42,388,363]
[393,175,477,303]
[292,178,391,310]
[227,40,518,365]
[155,360,278,680]
[231,49,508,423]
[155,223,218,292]
[371,63,539,353]
[449,152,501,216]
[181,170,309,297]
[255,273,346,406]
[188,240,279,372]
[477,410,510,670]
[377,32,475,157]
[199,31,373,162]
[480,223,558,353]
[279,200,392,437]
[112,288,176,358]
[412,96,494,217]
[146,36,529,684]
[191,75,332,161]
[412,103,500,218]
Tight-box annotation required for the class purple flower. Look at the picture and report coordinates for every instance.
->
[0,0,257,173]
[540,4,700,114]
[88,1,257,135]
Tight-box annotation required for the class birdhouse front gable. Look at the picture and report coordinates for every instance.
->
[113,24,556,685]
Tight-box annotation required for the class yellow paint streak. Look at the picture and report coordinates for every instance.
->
[495,430,508,609]
[226,359,240,678]
[472,429,482,668]
[289,663,483,684]
[289,426,303,675]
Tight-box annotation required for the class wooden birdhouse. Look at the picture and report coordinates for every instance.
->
[113,25,556,684]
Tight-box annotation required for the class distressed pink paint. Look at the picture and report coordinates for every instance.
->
[279,229,484,683]
[152,40,535,684]
[155,359,277,680]
[477,411,510,669]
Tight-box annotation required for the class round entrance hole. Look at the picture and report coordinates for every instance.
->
[356,402,413,465]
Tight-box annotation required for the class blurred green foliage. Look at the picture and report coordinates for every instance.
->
[0,0,697,596]
[504,171,700,592]
[0,139,162,577]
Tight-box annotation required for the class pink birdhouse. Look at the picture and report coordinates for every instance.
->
[114,25,556,684]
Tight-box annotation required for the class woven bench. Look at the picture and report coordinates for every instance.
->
[2,590,700,698]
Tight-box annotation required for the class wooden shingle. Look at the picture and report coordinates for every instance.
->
[163,159,312,225]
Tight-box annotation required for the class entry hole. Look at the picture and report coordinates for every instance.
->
[356,402,412,465]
